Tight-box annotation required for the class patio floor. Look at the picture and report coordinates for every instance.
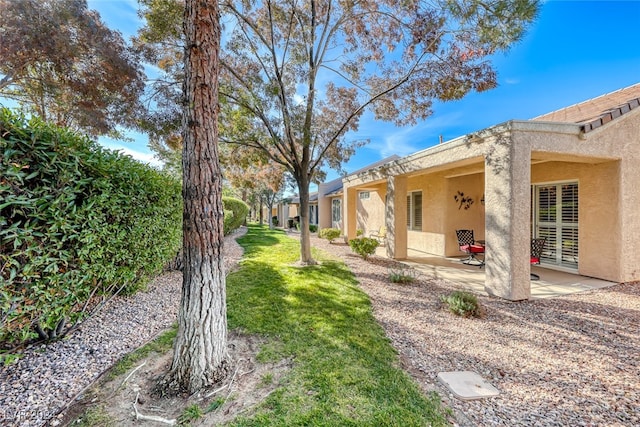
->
[385,251,616,299]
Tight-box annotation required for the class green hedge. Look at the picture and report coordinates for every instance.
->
[0,109,182,346]
[222,197,249,235]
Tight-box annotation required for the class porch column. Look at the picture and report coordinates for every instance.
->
[484,133,531,300]
[619,159,640,282]
[344,186,358,240]
[386,175,407,259]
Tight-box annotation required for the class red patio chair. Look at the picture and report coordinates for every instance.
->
[456,229,485,267]
[530,238,546,280]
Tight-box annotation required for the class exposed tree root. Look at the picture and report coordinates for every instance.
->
[107,361,147,400]
[202,360,242,400]
[133,392,176,425]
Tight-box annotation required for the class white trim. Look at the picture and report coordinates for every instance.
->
[533,181,579,271]
[407,190,423,231]
[532,178,580,187]
[331,198,341,227]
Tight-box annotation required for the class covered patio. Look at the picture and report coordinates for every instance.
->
[393,251,616,299]
[343,102,640,300]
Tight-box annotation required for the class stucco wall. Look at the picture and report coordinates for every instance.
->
[318,179,343,230]
[341,109,640,286]
[345,187,357,239]
[406,231,447,257]
[531,160,620,281]
[524,108,640,282]
[318,192,332,229]
[402,169,485,257]
[355,187,386,235]
[446,174,485,256]
[603,109,640,282]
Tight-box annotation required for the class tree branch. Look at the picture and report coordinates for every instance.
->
[310,50,428,172]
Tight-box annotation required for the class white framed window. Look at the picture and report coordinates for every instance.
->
[359,191,370,200]
[309,205,318,225]
[331,198,341,226]
[406,191,422,231]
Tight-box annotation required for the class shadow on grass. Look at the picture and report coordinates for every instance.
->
[225,226,449,426]
[236,225,284,257]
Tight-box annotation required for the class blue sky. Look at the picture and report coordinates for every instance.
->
[76,1,640,182]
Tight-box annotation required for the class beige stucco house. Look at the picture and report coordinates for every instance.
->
[289,192,319,227]
[317,179,343,230]
[341,83,640,300]
[285,156,400,232]
[261,201,297,227]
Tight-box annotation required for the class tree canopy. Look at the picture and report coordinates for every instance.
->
[0,0,145,137]
[137,0,540,263]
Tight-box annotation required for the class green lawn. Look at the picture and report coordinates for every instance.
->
[226,225,449,426]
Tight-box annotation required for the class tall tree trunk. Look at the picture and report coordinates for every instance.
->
[297,171,315,265]
[259,197,264,225]
[241,189,247,225]
[166,0,229,394]
[267,198,274,229]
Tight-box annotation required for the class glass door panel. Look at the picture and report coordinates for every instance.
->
[534,182,578,269]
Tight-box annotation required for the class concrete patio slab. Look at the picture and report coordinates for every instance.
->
[398,255,616,299]
[437,371,500,400]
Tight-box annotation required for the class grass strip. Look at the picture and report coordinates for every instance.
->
[226,224,449,426]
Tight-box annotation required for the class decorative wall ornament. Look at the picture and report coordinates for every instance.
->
[454,191,474,210]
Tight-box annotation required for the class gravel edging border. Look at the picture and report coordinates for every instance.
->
[3,227,638,427]
[303,231,640,427]
[0,227,247,427]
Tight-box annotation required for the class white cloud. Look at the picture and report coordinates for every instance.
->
[368,129,422,158]
[100,142,163,168]
[358,111,466,160]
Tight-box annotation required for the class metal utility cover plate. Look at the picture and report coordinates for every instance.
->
[437,371,500,400]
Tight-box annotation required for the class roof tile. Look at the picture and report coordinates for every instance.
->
[532,82,640,133]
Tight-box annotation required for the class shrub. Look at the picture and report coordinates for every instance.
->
[222,197,249,235]
[0,109,182,346]
[348,237,379,260]
[440,291,482,318]
[388,267,417,284]
[318,228,341,243]
[272,216,279,227]
[309,224,318,233]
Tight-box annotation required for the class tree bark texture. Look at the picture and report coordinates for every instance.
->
[296,166,315,264]
[266,198,274,229]
[167,0,229,394]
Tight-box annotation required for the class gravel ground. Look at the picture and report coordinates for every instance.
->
[304,232,640,427]
[0,228,246,427]
[3,228,638,426]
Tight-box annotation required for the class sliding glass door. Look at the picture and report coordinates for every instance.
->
[533,182,579,270]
